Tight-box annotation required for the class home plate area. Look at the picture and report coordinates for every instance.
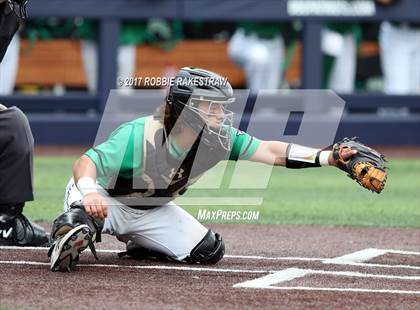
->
[0,225,419,309]
[234,248,420,294]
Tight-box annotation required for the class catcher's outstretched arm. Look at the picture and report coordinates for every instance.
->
[249,140,356,167]
[249,138,387,193]
[249,141,289,166]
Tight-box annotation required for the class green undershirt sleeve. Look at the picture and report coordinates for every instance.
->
[229,128,261,161]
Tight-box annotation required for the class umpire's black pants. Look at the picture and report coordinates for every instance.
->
[0,107,34,206]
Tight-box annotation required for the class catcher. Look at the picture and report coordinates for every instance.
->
[49,67,387,272]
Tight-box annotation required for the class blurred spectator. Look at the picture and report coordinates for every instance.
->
[75,19,98,94]
[1,17,78,95]
[354,23,383,92]
[322,22,362,93]
[377,0,420,94]
[79,18,182,93]
[228,22,286,92]
[23,18,88,93]
[183,22,234,40]
[77,19,137,94]
[0,33,19,94]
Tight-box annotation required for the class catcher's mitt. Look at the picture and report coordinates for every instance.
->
[332,137,388,193]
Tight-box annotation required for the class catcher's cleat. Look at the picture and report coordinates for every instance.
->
[0,212,49,247]
[49,224,95,272]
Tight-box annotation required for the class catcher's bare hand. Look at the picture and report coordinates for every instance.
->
[83,192,108,220]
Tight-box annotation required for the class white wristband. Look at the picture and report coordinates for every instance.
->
[76,177,98,196]
[319,151,331,166]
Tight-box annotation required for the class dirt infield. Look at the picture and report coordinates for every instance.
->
[1,224,419,310]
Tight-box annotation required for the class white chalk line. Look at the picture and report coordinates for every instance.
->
[226,255,324,261]
[1,246,419,269]
[2,260,419,281]
[234,267,420,287]
[0,260,268,274]
[387,249,420,256]
[311,269,420,280]
[327,261,420,270]
[0,247,420,294]
[234,268,308,288]
[3,246,419,261]
[324,248,388,264]
[233,268,420,295]
[232,248,420,294]
[245,286,420,295]
[324,248,420,264]
[323,248,420,270]
[0,246,327,261]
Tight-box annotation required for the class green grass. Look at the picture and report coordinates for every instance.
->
[24,157,420,228]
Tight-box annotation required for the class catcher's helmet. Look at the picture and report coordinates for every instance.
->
[166,67,235,150]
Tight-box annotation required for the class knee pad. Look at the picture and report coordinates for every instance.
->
[51,200,103,242]
[186,229,225,265]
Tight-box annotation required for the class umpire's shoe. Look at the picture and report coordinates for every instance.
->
[0,205,49,247]
[49,224,96,272]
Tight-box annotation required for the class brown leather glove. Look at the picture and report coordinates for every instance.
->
[333,137,388,193]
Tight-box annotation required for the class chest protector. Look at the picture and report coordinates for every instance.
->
[107,117,228,206]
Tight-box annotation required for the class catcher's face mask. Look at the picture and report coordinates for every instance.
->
[188,97,235,151]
